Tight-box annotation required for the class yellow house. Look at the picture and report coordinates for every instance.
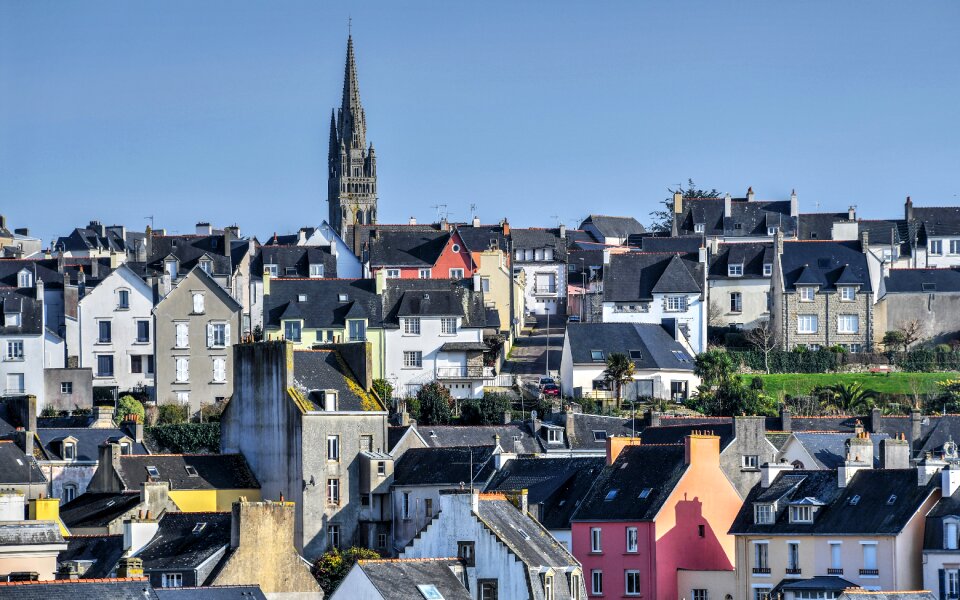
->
[263,275,386,379]
[474,248,525,351]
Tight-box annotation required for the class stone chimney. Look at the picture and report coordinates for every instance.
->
[472,216,481,228]
[439,218,449,232]
[918,453,947,486]
[56,563,79,580]
[761,460,794,488]
[790,189,799,217]
[646,409,662,428]
[838,431,873,487]
[747,187,755,202]
[116,557,144,578]
[905,196,914,222]
[869,407,882,433]
[14,428,33,459]
[880,434,910,469]
[943,464,960,497]
[123,414,144,443]
[724,193,732,218]
[910,409,923,456]
[605,436,641,466]
[848,205,857,221]
[89,443,124,493]
[91,404,115,429]
[504,411,513,425]
[375,268,386,296]
[123,511,159,555]
[196,222,213,235]
[779,407,792,433]
[409,216,417,225]
[673,191,683,215]
[558,223,566,239]
[860,230,870,252]
[775,229,784,257]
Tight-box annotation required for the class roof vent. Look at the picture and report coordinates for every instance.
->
[923,283,937,292]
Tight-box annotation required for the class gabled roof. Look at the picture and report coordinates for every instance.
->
[565,322,694,370]
[146,234,237,277]
[264,278,381,330]
[0,578,159,599]
[253,245,336,279]
[580,215,646,240]
[780,241,872,292]
[0,258,63,288]
[453,225,508,254]
[368,230,449,267]
[292,349,386,412]
[787,432,891,469]
[418,423,539,454]
[37,428,147,461]
[884,268,960,294]
[154,587,268,600]
[0,441,46,484]
[914,206,960,237]
[540,413,640,452]
[708,242,773,279]
[603,252,703,302]
[0,288,42,335]
[799,213,850,240]
[730,468,938,535]
[59,534,124,578]
[154,265,242,313]
[474,495,579,568]
[354,558,472,600]
[0,520,64,546]
[510,228,569,261]
[678,195,797,237]
[641,423,735,450]
[137,512,231,575]
[60,492,142,529]
[115,454,259,491]
[393,446,497,486]
[381,279,487,328]
[572,444,688,521]
[634,236,703,253]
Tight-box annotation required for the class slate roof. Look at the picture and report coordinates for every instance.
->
[154,587,268,600]
[708,242,774,279]
[369,229,450,267]
[510,228,568,261]
[346,223,446,257]
[772,575,855,595]
[252,245,336,279]
[788,432,891,469]
[0,288,43,335]
[292,349,386,412]
[780,240,872,292]
[146,234,236,277]
[580,215,646,241]
[565,322,694,370]
[799,213,850,240]
[381,279,487,328]
[0,441,46,484]
[393,446,497,487]
[572,444,688,521]
[37,428,147,462]
[634,236,703,253]
[60,492,142,529]
[485,456,604,530]
[839,592,935,600]
[474,495,579,568]
[388,425,416,453]
[0,578,159,599]
[641,423,735,450]
[677,195,797,237]
[914,206,960,237]
[0,520,64,546]
[730,468,938,535]
[115,454,260,491]
[354,559,471,600]
[59,534,124,578]
[603,252,703,302]
[264,278,381,331]
[859,219,911,255]
[137,512,231,575]
[567,249,605,282]
[0,258,64,288]
[454,225,508,254]
[540,413,641,452]
[884,268,960,294]
[418,423,540,454]
[923,477,960,550]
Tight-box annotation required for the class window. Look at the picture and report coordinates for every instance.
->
[626,527,638,552]
[590,350,604,361]
[753,541,769,572]
[479,580,499,600]
[284,321,301,342]
[97,355,114,377]
[798,286,815,301]
[327,478,340,505]
[847,343,862,354]
[184,465,198,477]
[161,573,183,588]
[117,289,130,309]
[763,263,773,276]
[639,488,652,498]
[797,315,818,334]
[62,484,77,503]
[839,286,856,301]
[605,490,618,501]
[572,574,582,600]
[694,223,705,233]
[742,455,759,469]
[458,541,476,566]
[5,372,23,394]
[728,264,744,277]
[199,259,212,275]
[591,570,603,595]
[327,435,340,461]
[209,323,228,347]
[481,277,490,292]
[787,542,800,572]
[377,533,387,548]
[377,461,386,476]
[309,264,325,278]
[60,382,72,394]
[754,504,774,524]
[692,590,708,600]
[931,240,944,255]
[440,317,457,334]
[753,588,772,600]
[5,341,23,361]
[593,430,607,442]
[730,292,742,313]
[136,320,150,343]
[665,295,688,312]
[264,263,278,276]
[625,570,640,596]
[17,270,33,288]
[402,491,411,519]
[176,391,190,405]
[829,542,842,571]
[417,268,431,278]
[790,505,813,523]
[861,542,878,574]
[5,312,20,327]
[348,319,366,341]
[403,351,422,368]
[449,268,465,278]
[945,519,959,550]
[547,429,563,443]
[838,314,859,334]
[360,435,373,452]
[328,524,340,549]
[590,527,602,553]
[952,240,960,255]
[175,323,189,348]
[948,570,960,598]
[212,358,226,382]
[536,272,556,293]
[192,293,205,314]
[404,318,421,335]
[63,442,76,460]
[131,354,145,374]
[425,498,433,518]
[98,320,112,343]
[386,269,401,278]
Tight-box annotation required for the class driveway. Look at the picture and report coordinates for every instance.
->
[502,315,564,386]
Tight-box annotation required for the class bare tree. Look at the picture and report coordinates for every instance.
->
[746,320,781,374]
[899,319,926,350]
[708,298,726,328]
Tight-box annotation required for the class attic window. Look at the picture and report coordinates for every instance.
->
[605,489,618,502]
[416,584,443,600]
[849,495,861,506]
[817,258,831,269]
[639,488,652,499]
[694,223,705,233]
[322,390,338,411]
[789,505,814,523]
[767,226,778,236]
[298,294,308,302]
[62,442,76,460]
[146,466,160,480]
[590,350,604,361]
[192,522,206,535]
[886,494,897,505]
[728,264,744,277]
[338,294,348,302]
[185,466,198,477]
[923,283,937,292]
[629,350,643,360]
[763,263,773,276]
[593,430,607,442]
[285,267,297,277]
[734,223,743,230]
[547,429,563,444]
[672,350,689,362]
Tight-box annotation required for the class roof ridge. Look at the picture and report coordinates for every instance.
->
[359,557,460,564]
[121,453,245,458]
[0,577,149,586]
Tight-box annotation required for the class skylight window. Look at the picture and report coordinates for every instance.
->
[146,466,160,480]
[629,350,643,360]
[849,495,861,506]
[192,522,206,535]
[417,584,444,600]
[672,350,689,362]
[923,283,937,292]
[185,466,199,477]
[590,350,604,361]
[338,293,348,302]
[887,494,897,505]
[817,258,831,269]
[639,488,652,499]
[605,489,619,501]
[593,430,608,442]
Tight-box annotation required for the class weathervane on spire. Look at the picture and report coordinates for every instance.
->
[348,15,352,36]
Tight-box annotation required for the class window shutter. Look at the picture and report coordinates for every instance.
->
[207,323,214,348]
[224,323,231,345]
[940,569,946,599]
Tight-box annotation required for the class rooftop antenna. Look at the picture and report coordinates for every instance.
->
[430,204,448,223]
[551,215,561,227]
[145,216,154,230]
[469,203,477,217]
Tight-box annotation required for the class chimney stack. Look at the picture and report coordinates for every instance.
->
[880,434,910,469]
[116,557,144,578]
[56,563,79,580]
[409,216,417,225]
[761,460,794,488]
[838,431,873,487]
[123,512,159,555]
[91,404,115,429]
[790,189,799,217]
[472,216,481,228]
[558,223,566,239]
[944,464,960,497]
[747,187,755,202]
[905,196,914,222]
[196,222,213,235]
[780,407,792,433]
[724,193,732,218]
[848,205,857,221]
[918,453,947,486]
[123,414,144,443]
[605,436,641,466]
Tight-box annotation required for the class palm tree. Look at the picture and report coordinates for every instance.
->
[604,352,636,409]
[821,382,875,415]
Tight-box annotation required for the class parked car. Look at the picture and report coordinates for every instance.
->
[541,383,561,398]
[537,377,556,389]
[567,315,580,323]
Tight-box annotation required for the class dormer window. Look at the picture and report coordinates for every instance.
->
[4,312,21,328]
[789,505,814,523]
[754,503,774,524]
[62,441,76,461]
[839,286,856,301]
[120,441,132,455]
[763,263,772,277]
[728,264,744,277]
[799,287,815,302]
[768,226,779,236]
[199,258,213,275]
[165,259,178,279]
[192,292,205,314]
[944,518,960,550]
[17,270,33,288]
[547,428,563,444]
[284,267,297,277]
[264,264,278,277]
[284,321,302,342]
[309,264,324,278]
[694,223,705,233]
[322,390,338,411]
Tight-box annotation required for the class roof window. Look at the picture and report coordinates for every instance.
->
[590,350,604,361]
[298,294,307,302]
[817,258,831,269]
[639,488,652,499]
[629,350,643,360]
[338,293,348,302]
[849,495,861,506]
[923,283,937,292]
[192,522,206,535]
[416,584,444,600]
[593,430,607,442]
[605,489,618,501]
[672,350,689,362]
[886,494,897,505]
[146,466,160,480]
[185,466,198,477]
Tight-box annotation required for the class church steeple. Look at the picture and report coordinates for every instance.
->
[328,34,378,236]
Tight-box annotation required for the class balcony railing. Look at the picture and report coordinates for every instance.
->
[859,569,879,576]
[534,285,558,296]
[435,366,494,380]
[785,568,802,575]
[827,568,843,575]
[752,567,771,575]
[4,389,26,396]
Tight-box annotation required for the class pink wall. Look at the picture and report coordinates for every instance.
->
[572,521,656,598]
[370,231,475,280]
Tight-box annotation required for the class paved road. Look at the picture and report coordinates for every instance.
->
[502,315,564,386]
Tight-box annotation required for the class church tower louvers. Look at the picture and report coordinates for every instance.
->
[328,35,378,236]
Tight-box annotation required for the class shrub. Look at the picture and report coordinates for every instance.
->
[937,344,953,354]
[40,407,59,418]
[372,379,394,403]
[195,399,228,423]
[415,383,453,425]
[147,423,220,453]
[750,376,765,391]
[157,403,189,425]
[114,395,145,426]
[312,547,380,595]
[460,392,512,425]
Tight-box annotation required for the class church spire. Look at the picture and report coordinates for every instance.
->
[342,35,362,114]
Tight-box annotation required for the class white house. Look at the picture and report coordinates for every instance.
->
[401,488,586,600]
[560,322,699,402]
[601,251,708,353]
[302,221,364,279]
[1,284,64,408]
[331,558,472,600]
[382,278,491,400]
[66,263,155,396]
[706,241,774,330]
[511,227,569,316]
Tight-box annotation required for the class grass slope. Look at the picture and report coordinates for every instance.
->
[753,372,959,397]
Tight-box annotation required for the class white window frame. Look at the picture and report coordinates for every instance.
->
[694,223,705,233]
[5,340,24,361]
[931,239,943,255]
[590,527,602,553]
[328,524,341,549]
[440,317,457,335]
[62,483,77,503]
[175,322,189,348]
[209,322,228,347]
[692,590,708,600]
[264,263,278,277]
[665,295,687,312]
[403,351,423,369]
[861,541,878,574]
[175,358,189,383]
[212,358,226,383]
[60,381,73,394]
[418,268,432,279]
[952,240,960,255]
[790,505,813,523]
[62,442,76,460]
[837,314,859,334]
[591,570,603,595]
[327,435,340,461]
[449,268,465,278]
[839,286,856,301]
[754,504,774,524]
[117,289,130,309]
[730,292,743,313]
[284,320,302,342]
[385,269,401,278]
[763,263,773,276]
[829,541,842,570]
[753,540,770,572]
[742,455,759,469]
[161,573,183,588]
[309,263,324,278]
[798,286,815,301]
[624,570,640,596]
[797,314,818,334]
[192,292,205,314]
[176,391,190,405]
[948,569,960,597]
[403,317,421,335]
[547,429,563,443]
[626,527,638,553]
[945,519,959,550]
[728,264,744,277]
[327,478,340,505]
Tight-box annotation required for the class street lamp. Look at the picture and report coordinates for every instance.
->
[579,258,586,322]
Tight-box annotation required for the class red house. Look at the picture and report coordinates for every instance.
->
[570,435,741,600]
[367,227,475,279]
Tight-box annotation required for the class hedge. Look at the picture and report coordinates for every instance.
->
[729,349,960,374]
[147,423,220,453]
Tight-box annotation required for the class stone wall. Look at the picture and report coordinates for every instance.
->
[781,288,874,350]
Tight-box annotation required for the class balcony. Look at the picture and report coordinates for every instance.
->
[752,568,771,575]
[534,285,558,296]
[859,569,879,577]
[827,568,843,575]
[785,568,802,575]
[3,389,26,396]
[435,366,494,380]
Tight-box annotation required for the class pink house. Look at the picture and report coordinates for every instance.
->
[570,434,742,600]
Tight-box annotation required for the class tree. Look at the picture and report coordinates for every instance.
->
[648,179,722,232]
[157,403,189,425]
[820,382,875,414]
[114,395,145,426]
[746,320,781,374]
[311,546,380,595]
[898,319,925,350]
[882,330,906,352]
[415,382,453,425]
[372,379,393,403]
[603,352,636,408]
[460,392,512,425]
[694,349,736,388]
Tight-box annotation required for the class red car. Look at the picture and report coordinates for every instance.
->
[541,383,561,397]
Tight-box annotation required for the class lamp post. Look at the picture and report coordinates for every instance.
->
[579,258,586,322]
[545,310,550,376]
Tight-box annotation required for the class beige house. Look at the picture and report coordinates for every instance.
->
[728,434,940,600]
[153,266,241,414]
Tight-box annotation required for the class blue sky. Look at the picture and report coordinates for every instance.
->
[2,1,959,244]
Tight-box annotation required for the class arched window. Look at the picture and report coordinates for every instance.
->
[356,210,363,225]
[945,517,960,550]
[62,484,77,504]
[792,460,805,470]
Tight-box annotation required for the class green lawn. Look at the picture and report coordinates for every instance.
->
[753,371,960,397]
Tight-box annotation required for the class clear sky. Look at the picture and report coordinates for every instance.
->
[2,1,959,244]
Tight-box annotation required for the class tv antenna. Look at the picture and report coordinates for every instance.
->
[469,203,477,218]
[430,204,448,223]
[145,216,155,230]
